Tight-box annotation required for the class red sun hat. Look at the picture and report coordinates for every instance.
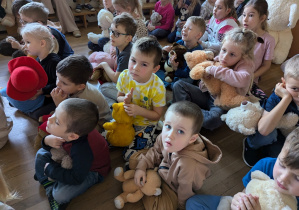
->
[7,57,48,101]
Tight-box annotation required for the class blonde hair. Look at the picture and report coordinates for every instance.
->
[223,27,257,60]
[187,16,206,34]
[284,55,299,80]
[19,2,49,25]
[112,0,144,19]
[0,168,18,203]
[20,22,56,53]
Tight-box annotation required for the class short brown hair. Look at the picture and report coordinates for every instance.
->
[284,55,299,81]
[56,55,93,85]
[282,127,299,169]
[187,16,206,34]
[61,98,99,136]
[166,101,203,134]
[113,12,137,37]
[132,36,162,67]
[19,2,49,25]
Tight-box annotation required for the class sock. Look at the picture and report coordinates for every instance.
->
[41,179,54,190]
[47,192,60,210]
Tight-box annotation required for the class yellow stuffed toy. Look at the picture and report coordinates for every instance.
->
[114,167,162,209]
[185,50,251,109]
[103,102,135,147]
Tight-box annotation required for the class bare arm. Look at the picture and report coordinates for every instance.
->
[254,60,272,79]
[97,62,120,83]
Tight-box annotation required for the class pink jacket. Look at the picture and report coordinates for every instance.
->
[154,1,175,31]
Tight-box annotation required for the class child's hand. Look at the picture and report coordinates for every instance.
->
[124,88,134,104]
[124,103,141,117]
[275,78,292,100]
[95,62,108,70]
[162,45,172,53]
[179,21,186,28]
[6,36,22,50]
[134,169,147,187]
[147,23,155,31]
[44,135,66,149]
[110,48,116,59]
[30,89,43,100]
[231,192,247,209]
[51,87,67,106]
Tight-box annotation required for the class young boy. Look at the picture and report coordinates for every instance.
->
[34,98,111,209]
[97,12,137,106]
[116,36,166,161]
[132,101,222,209]
[51,54,112,127]
[8,2,73,59]
[186,127,299,209]
[243,55,299,167]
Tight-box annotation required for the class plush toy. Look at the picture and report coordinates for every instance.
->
[50,147,72,169]
[0,0,15,27]
[114,167,162,209]
[103,102,135,147]
[185,50,251,109]
[217,170,297,210]
[87,9,113,44]
[221,101,299,136]
[266,0,299,64]
[163,43,187,83]
[0,39,26,58]
[150,10,162,26]
[88,51,115,83]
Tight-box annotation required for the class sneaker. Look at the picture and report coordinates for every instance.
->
[47,191,60,210]
[242,138,260,167]
[75,4,82,13]
[72,30,81,38]
[84,4,95,12]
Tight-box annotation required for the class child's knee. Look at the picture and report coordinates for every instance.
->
[52,188,71,204]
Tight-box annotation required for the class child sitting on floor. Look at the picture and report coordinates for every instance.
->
[116,36,166,162]
[34,98,111,209]
[131,101,222,209]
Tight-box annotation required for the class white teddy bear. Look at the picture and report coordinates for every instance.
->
[221,101,299,136]
[87,9,113,53]
[217,170,298,210]
[266,0,299,64]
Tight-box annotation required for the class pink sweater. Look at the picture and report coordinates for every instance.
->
[154,1,175,31]
[205,56,255,96]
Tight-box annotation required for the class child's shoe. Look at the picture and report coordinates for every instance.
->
[242,138,260,167]
[84,4,95,12]
[47,191,61,210]
[75,4,82,13]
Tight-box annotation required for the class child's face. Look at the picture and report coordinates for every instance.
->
[110,23,131,49]
[242,6,265,32]
[282,77,299,105]
[103,0,113,9]
[128,48,160,83]
[213,0,231,20]
[218,40,243,67]
[56,73,85,95]
[113,3,130,15]
[181,20,203,43]
[46,104,70,140]
[162,111,198,153]
[22,34,42,56]
[273,145,299,196]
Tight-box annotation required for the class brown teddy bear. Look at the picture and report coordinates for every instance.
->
[162,43,187,83]
[185,50,253,109]
[114,167,162,209]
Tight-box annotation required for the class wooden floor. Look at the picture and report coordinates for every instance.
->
[0,22,284,210]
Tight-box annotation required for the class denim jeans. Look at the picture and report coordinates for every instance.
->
[246,129,278,149]
[35,148,103,204]
[167,28,181,43]
[186,195,222,210]
[149,28,170,39]
[87,37,110,51]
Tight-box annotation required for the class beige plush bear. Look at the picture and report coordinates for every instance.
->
[266,0,299,64]
[217,170,297,210]
[114,167,162,209]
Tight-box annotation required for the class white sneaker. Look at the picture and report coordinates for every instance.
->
[72,30,81,38]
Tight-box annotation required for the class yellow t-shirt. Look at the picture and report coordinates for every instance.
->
[116,70,166,126]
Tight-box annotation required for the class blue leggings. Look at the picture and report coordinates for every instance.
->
[186,195,222,210]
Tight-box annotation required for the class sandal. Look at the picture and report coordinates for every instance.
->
[75,4,82,13]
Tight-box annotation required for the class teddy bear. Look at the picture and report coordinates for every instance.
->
[0,39,27,58]
[162,43,187,83]
[103,102,135,147]
[87,9,113,53]
[88,51,116,84]
[184,50,252,109]
[0,0,15,27]
[114,167,162,209]
[150,10,162,26]
[50,147,72,170]
[266,0,299,64]
[216,170,297,210]
[221,101,299,136]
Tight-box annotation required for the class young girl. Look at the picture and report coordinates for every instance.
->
[87,0,116,51]
[199,0,239,55]
[173,27,257,131]
[112,0,147,43]
[20,23,61,120]
[242,0,275,100]
[167,0,201,43]
[147,0,175,39]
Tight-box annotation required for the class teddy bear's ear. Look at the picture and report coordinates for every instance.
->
[251,170,270,180]
[172,42,179,47]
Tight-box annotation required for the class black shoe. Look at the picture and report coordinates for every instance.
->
[242,138,260,167]
[34,173,38,181]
